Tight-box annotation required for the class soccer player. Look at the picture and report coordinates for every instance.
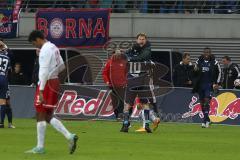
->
[192,47,221,128]
[4,42,16,129]
[137,99,160,132]
[26,30,78,154]
[0,40,12,128]
[140,110,160,131]
[5,87,15,128]
[121,33,160,133]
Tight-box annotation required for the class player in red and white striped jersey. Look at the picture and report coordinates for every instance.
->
[26,30,78,154]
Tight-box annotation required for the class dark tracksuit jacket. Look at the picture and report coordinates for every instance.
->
[173,61,194,88]
[222,62,240,89]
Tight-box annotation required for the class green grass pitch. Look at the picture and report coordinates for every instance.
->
[0,119,240,160]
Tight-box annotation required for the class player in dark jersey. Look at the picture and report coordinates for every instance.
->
[0,39,15,128]
[120,33,159,133]
[0,40,12,128]
[192,47,221,128]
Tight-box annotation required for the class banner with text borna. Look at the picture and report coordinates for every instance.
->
[36,9,111,48]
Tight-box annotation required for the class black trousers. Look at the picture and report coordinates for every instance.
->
[109,86,126,118]
[125,73,156,106]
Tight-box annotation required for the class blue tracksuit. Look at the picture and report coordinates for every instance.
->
[0,51,11,99]
[193,55,221,100]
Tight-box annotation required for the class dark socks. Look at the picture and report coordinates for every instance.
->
[114,109,119,119]
[152,103,159,115]
[202,102,210,123]
[123,111,130,125]
[129,107,133,117]
[5,105,12,123]
[144,109,150,124]
[203,110,210,123]
[0,105,6,124]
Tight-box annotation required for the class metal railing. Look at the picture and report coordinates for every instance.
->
[1,0,240,14]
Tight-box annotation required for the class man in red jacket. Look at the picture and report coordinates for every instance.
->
[102,50,128,120]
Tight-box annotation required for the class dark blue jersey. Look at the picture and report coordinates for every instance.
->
[200,60,212,84]
[192,55,221,94]
[0,51,11,77]
[195,56,221,84]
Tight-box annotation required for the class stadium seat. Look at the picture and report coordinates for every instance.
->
[99,0,113,9]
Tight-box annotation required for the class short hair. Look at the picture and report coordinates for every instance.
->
[15,62,21,66]
[222,56,231,61]
[204,47,211,53]
[182,52,190,59]
[136,33,147,39]
[28,30,45,42]
[112,49,126,61]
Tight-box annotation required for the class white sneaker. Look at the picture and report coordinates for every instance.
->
[8,124,15,129]
[25,147,45,154]
[201,123,206,128]
[205,121,210,128]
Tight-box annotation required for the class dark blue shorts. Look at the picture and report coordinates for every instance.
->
[198,83,212,100]
[0,76,8,99]
[126,73,156,106]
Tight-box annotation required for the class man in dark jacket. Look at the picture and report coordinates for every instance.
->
[173,52,194,88]
[9,63,27,85]
[221,56,240,89]
[121,33,160,133]
[192,47,221,128]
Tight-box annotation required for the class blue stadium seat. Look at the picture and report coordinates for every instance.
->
[140,0,148,13]
[99,0,113,8]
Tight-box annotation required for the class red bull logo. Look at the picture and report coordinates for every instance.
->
[55,90,141,118]
[55,90,114,117]
[0,13,11,33]
[0,13,10,25]
[182,92,240,122]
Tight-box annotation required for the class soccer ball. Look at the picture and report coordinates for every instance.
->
[234,79,240,87]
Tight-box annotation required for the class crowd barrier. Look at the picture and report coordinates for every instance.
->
[9,85,240,125]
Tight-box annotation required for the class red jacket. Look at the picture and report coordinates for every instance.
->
[102,57,128,87]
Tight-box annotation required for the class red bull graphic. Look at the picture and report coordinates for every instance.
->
[221,98,240,119]
[182,96,204,119]
[182,92,240,123]
[0,9,19,38]
[0,13,11,32]
[0,14,10,25]
[8,85,240,125]
[55,89,141,119]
